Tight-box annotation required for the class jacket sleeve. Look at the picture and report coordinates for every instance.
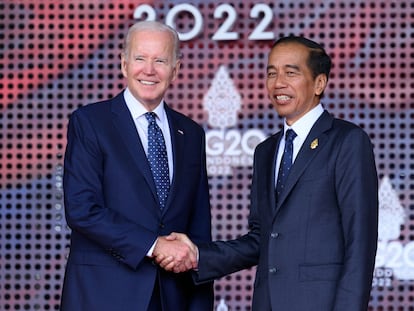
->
[195,143,262,283]
[333,128,378,310]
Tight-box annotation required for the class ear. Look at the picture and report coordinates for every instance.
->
[314,74,327,96]
[120,55,128,78]
[171,59,181,82]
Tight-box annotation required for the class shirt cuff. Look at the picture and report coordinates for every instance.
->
[147,238,158,257]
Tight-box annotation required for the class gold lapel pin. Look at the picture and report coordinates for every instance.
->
[310,138,318,149]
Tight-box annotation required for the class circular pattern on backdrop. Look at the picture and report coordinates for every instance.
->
[0,1,413,310]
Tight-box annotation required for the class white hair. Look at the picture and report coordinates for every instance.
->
[122,21,181,62]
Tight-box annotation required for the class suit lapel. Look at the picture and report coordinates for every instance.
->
[256,134,281,216]
[161,105,185,213]
[274,111,334,214]
[110,94,158,203]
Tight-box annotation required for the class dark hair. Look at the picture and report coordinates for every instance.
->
[272,36,332,81]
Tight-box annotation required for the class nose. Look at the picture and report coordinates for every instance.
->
[270,74,286,89]
[143,60,155,74]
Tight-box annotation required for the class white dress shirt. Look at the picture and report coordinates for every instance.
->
[275,104,324,186]
[123,88,173,183]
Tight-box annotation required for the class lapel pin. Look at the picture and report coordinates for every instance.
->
[310,138,318,149]
[178,130,184,135]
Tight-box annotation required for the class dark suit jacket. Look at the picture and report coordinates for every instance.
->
[196,110,378,311]
[61,92,213,311]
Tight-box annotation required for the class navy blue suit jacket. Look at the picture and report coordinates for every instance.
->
[196,111,378,311]
[61,92,213,311]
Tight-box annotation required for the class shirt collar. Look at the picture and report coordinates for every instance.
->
[123,88,167,122]
[283,104,324,139]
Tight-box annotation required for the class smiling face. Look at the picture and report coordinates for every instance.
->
[266,42,327,125]
[121,29,181,111]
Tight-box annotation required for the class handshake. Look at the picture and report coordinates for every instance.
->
[152,232,198,273]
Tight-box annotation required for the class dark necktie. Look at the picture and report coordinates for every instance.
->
[276,129,297,199]
[145,112,170,209]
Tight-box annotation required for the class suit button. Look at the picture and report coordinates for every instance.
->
[270,232,279,238]
[269,267,278,274]
[159,223,165,229]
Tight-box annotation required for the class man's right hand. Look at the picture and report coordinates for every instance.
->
[153,232,198,273]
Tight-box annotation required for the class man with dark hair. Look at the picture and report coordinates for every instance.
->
[158,36,378,311]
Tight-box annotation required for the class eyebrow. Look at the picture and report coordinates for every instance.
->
[267,64,301,71]
[285,64,300,71]
[267,65,276,72]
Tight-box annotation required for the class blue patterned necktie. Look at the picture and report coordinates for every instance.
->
[145,112,170,209]
[276,129,297,200]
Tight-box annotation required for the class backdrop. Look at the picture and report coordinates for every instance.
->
[1,0,413,310]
